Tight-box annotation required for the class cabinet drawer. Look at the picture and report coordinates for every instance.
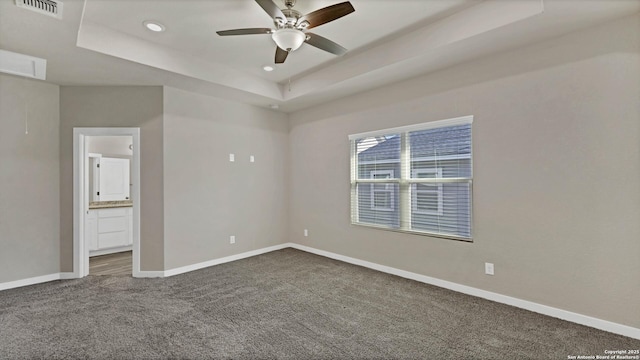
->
[98,231,128,249]
[98,208,128,218]
[98,217,127,233]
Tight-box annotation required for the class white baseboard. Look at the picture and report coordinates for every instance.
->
[288,243,640,340]
[134,271,164,278]
[0,273,62,291]
[3,243,638,340]
[163,243,290,278]
[59,272,76,280]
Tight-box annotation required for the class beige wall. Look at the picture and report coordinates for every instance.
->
[60,86,164,271]
[162,87,289,270]
[87,135,133,157]
[288,15,640,328]
[0,74,60,282]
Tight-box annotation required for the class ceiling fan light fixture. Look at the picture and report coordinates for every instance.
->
[272,28,305,52]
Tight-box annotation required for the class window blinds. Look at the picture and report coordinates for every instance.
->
[350,116,473,240]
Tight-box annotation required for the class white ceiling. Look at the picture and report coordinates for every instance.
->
[1,0,638,112]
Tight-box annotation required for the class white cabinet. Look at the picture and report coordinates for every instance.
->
[92,157,130,201]
[88,207,133,256]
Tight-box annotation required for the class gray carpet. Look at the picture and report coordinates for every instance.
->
[0,249,637,359]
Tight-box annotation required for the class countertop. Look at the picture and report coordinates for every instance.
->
[89,200,133,209]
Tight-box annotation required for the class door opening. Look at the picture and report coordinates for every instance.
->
[73,128,141,278]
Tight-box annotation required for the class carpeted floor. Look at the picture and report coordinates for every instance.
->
[0,248,637,359]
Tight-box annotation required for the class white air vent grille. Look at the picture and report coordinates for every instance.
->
[15,0,63,19]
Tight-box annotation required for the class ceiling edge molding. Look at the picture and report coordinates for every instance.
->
[283,0,545,102]
[76,21,282,101]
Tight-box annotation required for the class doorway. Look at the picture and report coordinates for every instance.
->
[73,128,141,278]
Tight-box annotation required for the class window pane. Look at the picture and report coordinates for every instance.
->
[356,183,400,228]
[410,124,472,178]
[411,182,471,238]
[357,135,400,179]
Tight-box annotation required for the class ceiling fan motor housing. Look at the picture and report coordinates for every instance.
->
[277,8,305,29]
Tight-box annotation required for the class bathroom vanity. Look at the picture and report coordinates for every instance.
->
[86,201,133,257]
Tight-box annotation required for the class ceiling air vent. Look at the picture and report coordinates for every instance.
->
[15,0,63,19]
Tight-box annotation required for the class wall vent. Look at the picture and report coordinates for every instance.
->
[15,0,63,19]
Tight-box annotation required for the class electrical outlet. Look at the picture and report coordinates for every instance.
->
[304,229,308,237]
[230,235,235,244]
[485,262,494,275]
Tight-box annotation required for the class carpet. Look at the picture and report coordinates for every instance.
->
[0,248,637,359]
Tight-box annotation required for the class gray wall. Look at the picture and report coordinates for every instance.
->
[288,15,640,328]
[0,74,60,282]
[60,86,164,272]
[162,87,289,270]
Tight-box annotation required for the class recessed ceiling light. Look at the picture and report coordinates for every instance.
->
[263,65,275,72]
[269,104,280,109]
[143,20,165,32]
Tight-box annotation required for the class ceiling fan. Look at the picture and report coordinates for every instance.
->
[216,0,355,64]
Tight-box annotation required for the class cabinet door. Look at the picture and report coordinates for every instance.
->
[98,157,130,201]
[86,211,98,251]
[97,208,128,249]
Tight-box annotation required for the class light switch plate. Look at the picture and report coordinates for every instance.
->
[229,154,235,162]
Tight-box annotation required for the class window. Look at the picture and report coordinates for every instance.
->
[349,116,473,240]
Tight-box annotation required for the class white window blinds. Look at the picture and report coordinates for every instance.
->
[349,116,473,241]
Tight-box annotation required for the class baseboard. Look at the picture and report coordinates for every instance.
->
[134,271,165,278]
[3,243,638,340]
[59,272,77,280]
[0,273,62,291]
[288,243,640,340]
[163,243,291,278]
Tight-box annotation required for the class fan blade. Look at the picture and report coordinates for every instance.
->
[255,0,286,20]
[216,28,272,36]
[275,47,289,64]
[299,2,355,30]
[305,32,347,55]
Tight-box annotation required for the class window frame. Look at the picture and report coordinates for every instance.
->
[349,115,473,242]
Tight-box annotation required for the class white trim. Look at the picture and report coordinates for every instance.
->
[359,154,471,165]
[135,271,165,278]
[3,243,638,340]
[288,243,640,340]
[163,243,290,277]
[0,273,61,291]
[73,128,141,279]
[58,272,77,280]
[348,115,473,140]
